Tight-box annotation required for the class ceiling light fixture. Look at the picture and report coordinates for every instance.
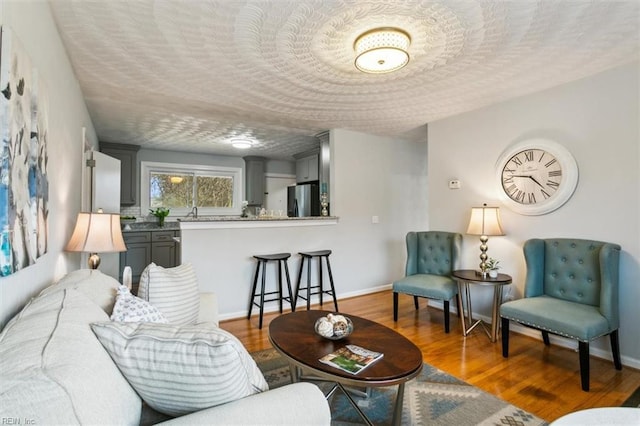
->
[231,139,253,149]
[354,27,411,74]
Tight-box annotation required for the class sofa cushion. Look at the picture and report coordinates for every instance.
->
[0,288,141,425]
[138,263,200,325]
[111,285,168,323]
[91,321,269,417]
[39,268,121,314]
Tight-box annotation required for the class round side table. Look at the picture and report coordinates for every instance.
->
[451,269,512,342]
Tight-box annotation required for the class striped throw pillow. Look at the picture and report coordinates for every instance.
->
[138,263,200,325]
[90,322,269,416]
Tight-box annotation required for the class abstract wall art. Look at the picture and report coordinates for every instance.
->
[0,27,50,277]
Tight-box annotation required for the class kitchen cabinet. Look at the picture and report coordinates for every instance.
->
[120,230,179,294]
[244,156,265,206]
[99,142,140,206]
[296,154,319,183]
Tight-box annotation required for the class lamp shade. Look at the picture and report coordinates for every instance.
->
[65,212,126,253]
[466,205,505,236]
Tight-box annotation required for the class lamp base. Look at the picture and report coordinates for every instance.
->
[474,270,489,279]
[88,253,101,270]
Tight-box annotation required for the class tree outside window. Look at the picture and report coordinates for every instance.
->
[141,162,242,217]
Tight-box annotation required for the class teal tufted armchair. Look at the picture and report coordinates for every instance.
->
[500,238,622,391]
[392,231,462,333]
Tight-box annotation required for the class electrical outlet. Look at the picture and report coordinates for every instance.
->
[372,215,379,224]
[448,179,461,189]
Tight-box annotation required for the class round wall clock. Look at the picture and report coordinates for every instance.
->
[495,139,579,215]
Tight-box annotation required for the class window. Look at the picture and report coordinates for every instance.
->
[141,161,243,217]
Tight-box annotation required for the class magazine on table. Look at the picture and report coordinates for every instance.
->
[319,344,384,375]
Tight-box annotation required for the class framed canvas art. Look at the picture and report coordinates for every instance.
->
[0,26,49,276]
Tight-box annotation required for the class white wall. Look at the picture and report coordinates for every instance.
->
[0,0,98,327]
[428,62,640,366]
[181,128,428,317]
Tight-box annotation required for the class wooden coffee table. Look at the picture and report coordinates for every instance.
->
[269,310,423,426]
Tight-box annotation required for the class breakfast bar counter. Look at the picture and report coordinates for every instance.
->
[178,216,339,229]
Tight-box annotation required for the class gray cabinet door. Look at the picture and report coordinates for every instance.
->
[151,231,177,267]
[119,241,152,295]
[120,230,179,294]
[245,157,265,205]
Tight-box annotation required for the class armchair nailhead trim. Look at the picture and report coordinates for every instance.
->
[500,315,611,343]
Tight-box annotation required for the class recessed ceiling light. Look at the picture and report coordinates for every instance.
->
[231,139,253,149]
[354,27,411,74]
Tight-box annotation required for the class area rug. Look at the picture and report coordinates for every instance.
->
[251,348,547,426]
[622,386,640,408]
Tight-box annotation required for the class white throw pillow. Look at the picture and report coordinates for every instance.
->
[111,285,168,323]
[90,321,269,416]
[138,262,200,325]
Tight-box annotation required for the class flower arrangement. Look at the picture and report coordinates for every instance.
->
[149,207,170,226]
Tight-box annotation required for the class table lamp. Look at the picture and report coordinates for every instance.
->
[65,211,127,269]
[466,203,505,276]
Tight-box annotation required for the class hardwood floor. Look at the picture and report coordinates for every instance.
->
[221,289,640,423]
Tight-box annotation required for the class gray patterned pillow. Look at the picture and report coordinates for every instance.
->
[110,285,168,323]
[90,321,269,416]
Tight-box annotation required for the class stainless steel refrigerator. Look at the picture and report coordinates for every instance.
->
[287,183,320,217]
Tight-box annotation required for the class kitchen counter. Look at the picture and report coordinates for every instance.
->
[178,215,339,229]
[121,221,180,232]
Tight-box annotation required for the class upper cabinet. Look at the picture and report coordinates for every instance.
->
[296,153,319,183]
[99,142,140,206]
[244,156,265,206]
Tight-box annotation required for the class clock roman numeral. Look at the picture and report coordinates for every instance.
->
[524,151,534,162]
[511,157,523,166]
[527,192,536,204]
[548,170,562,177]
[547,180,560,189]
[505,184,517,195]
[541,189,551,199]
[503,176,514,184]
[545,158,557,168]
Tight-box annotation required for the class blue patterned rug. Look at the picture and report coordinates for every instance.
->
[252,348,547,426]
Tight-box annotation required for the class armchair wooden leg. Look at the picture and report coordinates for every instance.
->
[413,296,419,310]
[455,294,461,317]
[542,331,550,346]
[444,300,450,333]
[579,341,590,391]
[610,330,622,370]
[501,317,509,358]
[393,292,399,321]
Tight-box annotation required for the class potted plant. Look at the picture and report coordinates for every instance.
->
[149,207,170,227]
[486,258,501,278]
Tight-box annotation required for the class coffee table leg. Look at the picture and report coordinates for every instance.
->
[392,382,405,426]
[336,383,374,426]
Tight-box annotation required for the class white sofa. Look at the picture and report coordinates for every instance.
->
[0,269,330,425]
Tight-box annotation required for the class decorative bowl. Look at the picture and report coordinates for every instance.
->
[314,313,354,340]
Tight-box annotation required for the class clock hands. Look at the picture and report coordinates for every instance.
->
[511,174,545,188]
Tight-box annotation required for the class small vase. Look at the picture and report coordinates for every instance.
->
[157,216,165,227]
[489,270,498,278]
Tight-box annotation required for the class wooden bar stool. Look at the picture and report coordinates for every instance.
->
[294,250,338,311]
[247,253,294,329]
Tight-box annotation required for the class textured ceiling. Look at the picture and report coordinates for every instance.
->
[49,0,639,160]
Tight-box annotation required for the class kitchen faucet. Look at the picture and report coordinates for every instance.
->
[185,206,198,219]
